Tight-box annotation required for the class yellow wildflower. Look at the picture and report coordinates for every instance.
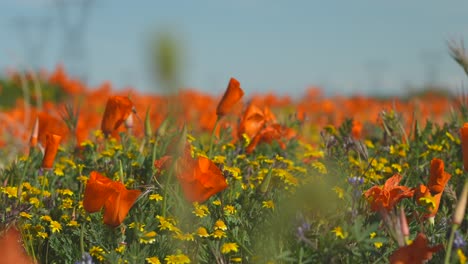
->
[224,205,236,215]
[50,221,62,233]
[41,215,52,222]
[2,186,18,198]
[115,244,126,253]
[149,194,163,201]
[332,186,344,199]
[174,232,194,241]
[146,257,161,264]
[262,200,275,209]
[67,220,79,227]
[370,232,376,239]
[140,231,157,244]
[212,229,227,239]
[458,249,467,264]
[212,199,221,206]
[192,203,209,218]
[221,243,239,254]
[29,197,40,208]
[89,246,105,261]
[332,226,347,239]
[20,212,32,219]
[37,232,48,239]
[196,227,210,238]
[214,220,227,231]
[374,242,383,248]
[164,253,191,264]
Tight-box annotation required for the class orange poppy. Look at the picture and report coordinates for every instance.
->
[414,158,451,218]
[102,181,142,227]
[36,112,68,147]
[238,104,268,139]
[41,133,62,169]
[460,123,468,171]
[246,124,296,154]
[101,96,134,138]
[154,145,228,203]
[83,171,115,213]
[83,171,141,227]
[414,184,442,218]
[427,158,451,194]
[364,174,414,212]
[389,233,442,264]
[0,226,35,264]
[176,155,228,203]
[216,78,244,118]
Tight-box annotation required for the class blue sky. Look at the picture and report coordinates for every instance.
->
[1,0,468,97]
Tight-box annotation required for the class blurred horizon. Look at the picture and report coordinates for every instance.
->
[1,0,468,97]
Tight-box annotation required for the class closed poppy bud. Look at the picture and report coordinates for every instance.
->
[460,123,468,171]
[216,78,244,118]
[453,180,468,225]
[428,158,451,194]
[101,96,133,138]
[41,133,62,169]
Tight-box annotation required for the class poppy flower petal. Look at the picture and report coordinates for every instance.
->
[83,171,115,213]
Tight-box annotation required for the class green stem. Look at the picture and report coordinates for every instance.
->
[444,223,458,264]
[80,223,85,258]
[208,118,220,158]
[161,159,177,217]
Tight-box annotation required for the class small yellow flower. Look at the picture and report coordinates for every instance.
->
[196,227,210,238]
[457,248,467,264]
[214,220,227,231]
[42,190,51,198]
[29,197,40,208]
[262,200,275,209]
[59,189,74,196]
[174,232,194,241]
[2,186,18,198]
[20,212,32,219]
[140,231,157,244]
[370,232,376,239]
[41,215,52,222]
[164,253,191,264]
[77,175,88,183]
[230,257,242,262]
[50,221,62,233]
[89,246,106,261]
[146,257,161,264]
[223,205,236,215]
[332,186,344,199]
[61,198,74,209]
[148,193,162,201]
[212,229,227,239]
[221,243,239,254]
[192,203,209,218]
[374,242,383,248]
[129,222,146,232]
[67,220,79,227]
[212,199,221,206]
[331,226,347,239]
[37,232,48,239]
[115,244,126,253]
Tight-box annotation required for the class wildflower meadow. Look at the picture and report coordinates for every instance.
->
[2,44,468,264]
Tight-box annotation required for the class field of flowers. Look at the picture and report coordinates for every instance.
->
[1,53,468,264]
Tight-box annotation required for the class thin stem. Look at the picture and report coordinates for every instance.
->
[208,118,220,158]
[444,223,458,264]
